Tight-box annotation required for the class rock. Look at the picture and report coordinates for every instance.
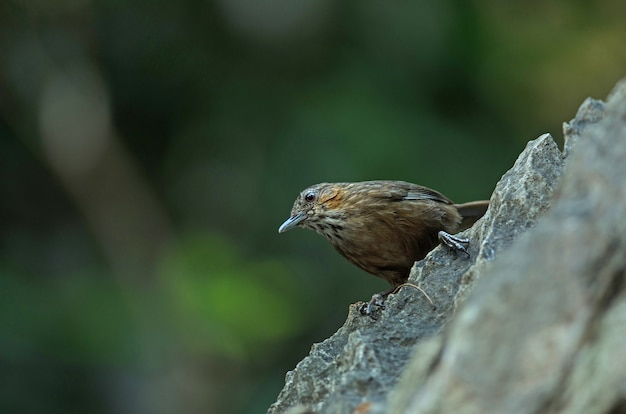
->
[562,97,605,158]
[268,78,626,414]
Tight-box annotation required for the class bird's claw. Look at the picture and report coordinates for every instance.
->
[359,293,386,319]
[438,230,469,257]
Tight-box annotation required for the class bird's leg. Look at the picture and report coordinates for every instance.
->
[359,286,394,318]
[359,282,437,319]
[438,230,469,257]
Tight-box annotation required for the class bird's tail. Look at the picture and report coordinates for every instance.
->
[454,200,490,232]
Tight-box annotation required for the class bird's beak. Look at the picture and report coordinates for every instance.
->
[278,212,306,233]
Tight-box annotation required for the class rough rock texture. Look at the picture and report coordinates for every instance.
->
[268,78,626,414]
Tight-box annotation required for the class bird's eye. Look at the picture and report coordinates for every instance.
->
[304,191,316,202]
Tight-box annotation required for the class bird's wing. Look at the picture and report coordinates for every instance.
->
[403,186,453,204]
[370,181,454,205]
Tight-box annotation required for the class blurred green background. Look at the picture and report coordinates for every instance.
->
[1,0,624,413]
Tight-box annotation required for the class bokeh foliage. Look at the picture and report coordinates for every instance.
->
[1,0,625,412]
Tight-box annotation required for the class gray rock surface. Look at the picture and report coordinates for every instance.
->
[268,78,626,414]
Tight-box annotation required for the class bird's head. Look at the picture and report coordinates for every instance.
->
[278,183,343,234]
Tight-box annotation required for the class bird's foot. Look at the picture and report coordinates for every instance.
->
[359,282,437,319]
[359,293,386,319]
[438,230,469,257]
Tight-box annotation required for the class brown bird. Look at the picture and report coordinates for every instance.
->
[278,180,489,315]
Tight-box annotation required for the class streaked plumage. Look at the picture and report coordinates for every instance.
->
[279,180,488,288]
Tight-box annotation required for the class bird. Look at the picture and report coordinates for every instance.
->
[278,180,489,316]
